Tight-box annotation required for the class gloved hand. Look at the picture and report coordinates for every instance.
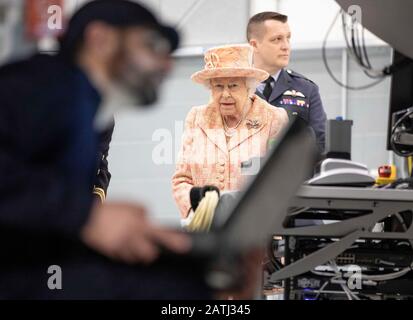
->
[189,185,220,211]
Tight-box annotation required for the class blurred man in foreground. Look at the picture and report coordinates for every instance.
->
[0,0,211,299]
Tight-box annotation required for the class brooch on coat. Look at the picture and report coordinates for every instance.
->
[246,119,261,129]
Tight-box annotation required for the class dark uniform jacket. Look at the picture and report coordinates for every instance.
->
[0,54,100,238]
[256,68,327,152]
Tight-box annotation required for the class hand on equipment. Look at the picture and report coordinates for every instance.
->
[81,202,192,264]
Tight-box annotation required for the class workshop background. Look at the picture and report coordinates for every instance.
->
[0,0,393,225]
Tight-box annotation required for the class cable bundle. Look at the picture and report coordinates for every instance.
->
[341,11,385,79]
[322,10,392,90]
[390,107,413,157]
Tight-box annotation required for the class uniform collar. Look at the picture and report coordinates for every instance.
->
[256,68,292,102]
[267,68,293,103]
[256,69,282,97]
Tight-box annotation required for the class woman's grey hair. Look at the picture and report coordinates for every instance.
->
[204,77,259,97]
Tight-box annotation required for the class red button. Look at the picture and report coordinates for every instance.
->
[378,165,392,178]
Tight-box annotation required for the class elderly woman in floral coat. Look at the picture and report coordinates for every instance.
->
[172,44,289,219]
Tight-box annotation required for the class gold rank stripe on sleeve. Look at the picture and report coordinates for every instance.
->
[93,187,106,202]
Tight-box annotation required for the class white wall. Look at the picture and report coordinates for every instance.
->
[107,57,211,226]
[58,0,389,51]
[0,0,36,63]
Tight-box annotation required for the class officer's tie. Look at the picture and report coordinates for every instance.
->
[263,76,274,101]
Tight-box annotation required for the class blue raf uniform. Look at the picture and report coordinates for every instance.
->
[256,68,327,152]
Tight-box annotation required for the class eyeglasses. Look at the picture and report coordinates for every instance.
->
[126,28,171,56]
[211,83,243,92]
[142,30,171,56]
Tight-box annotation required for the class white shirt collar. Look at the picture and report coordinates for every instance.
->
[257,69,283,94]
[270,69,282,83]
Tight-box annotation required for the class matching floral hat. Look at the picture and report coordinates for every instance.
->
[191,44,269,84]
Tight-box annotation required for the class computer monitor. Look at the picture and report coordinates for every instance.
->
[386,50,413,150]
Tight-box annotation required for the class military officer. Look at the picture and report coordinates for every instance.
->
[247,11,327,152]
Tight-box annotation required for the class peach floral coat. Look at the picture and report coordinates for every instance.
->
[172,95,289,218]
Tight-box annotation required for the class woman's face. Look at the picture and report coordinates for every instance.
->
[210,77,249,117]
